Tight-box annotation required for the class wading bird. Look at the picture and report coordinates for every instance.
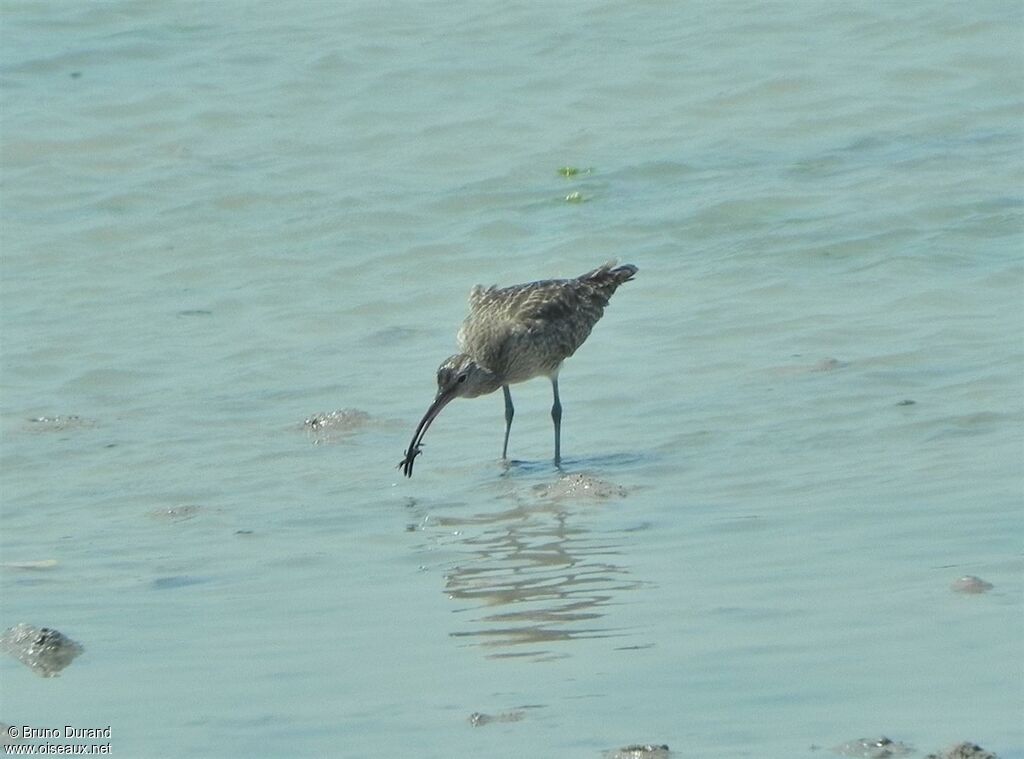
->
[399,261,637,476]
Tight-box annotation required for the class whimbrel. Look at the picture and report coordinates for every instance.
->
[399,261,637,476]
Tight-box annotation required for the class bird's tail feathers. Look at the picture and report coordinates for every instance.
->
[584,261,638,290]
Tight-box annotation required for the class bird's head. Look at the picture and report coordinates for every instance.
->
[399,354,500,477]
[434,353,500,400]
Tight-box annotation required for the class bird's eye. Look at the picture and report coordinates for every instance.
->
[457,373,468,383]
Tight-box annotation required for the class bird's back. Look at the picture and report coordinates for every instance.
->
[458,262,637,382]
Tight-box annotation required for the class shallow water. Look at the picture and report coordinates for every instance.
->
[2,2,1022,757]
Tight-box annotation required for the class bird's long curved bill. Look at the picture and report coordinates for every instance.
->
[399,389,455,477]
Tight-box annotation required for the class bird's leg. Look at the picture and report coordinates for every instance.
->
[550,375,562,465]
[501,384,514,459]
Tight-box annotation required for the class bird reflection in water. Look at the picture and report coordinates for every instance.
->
[427,493,645,661]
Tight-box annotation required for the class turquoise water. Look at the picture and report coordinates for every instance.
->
[2,2,1022,757]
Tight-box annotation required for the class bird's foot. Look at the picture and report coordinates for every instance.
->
[398,443,423,477]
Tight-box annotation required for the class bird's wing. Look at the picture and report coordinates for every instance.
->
[467,280,575,323]
[510,280,600,361]
[458,284,526,368]
[459,278,599,374]
[466,284,490,314]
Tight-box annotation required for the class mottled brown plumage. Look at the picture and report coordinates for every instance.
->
[400,262,637,476]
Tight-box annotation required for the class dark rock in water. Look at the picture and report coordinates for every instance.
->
[303,409,371,443]
[951,575,994,594]
[607,745,670,759]
[0,623,83,677]
[468,710,525,727]
[832,736,998,759]
[924,742,998,759]
[833,736,913,757]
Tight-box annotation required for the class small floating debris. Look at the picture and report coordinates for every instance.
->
[607,745,670,759]
[768,357,848,377]
[468,710,525,727]
[535,472,627,501]
[303,408,371,444]
[557,166,593,177]
[951,575,993,594]
[833,736,913,758]
[0,623,83,677]
[810,357,845,372]
[1,559,58,571]
[25,415,94,432]
[148,504,202,523]
[895,399,916,406]
[924,742,999,759]
[564,191,584,203]
[152,575,207,590]
[177,309,213,317]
